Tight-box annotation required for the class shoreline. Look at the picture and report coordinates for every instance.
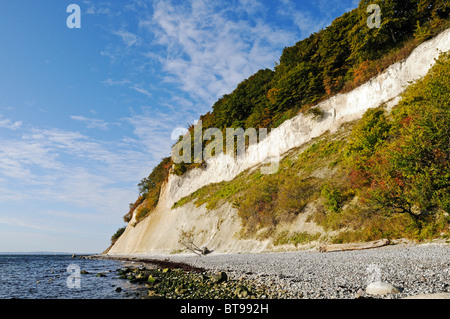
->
[87,254,206,273]
[86,254,285,299]
[86,241,450,299]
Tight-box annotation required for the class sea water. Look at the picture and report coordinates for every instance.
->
[0,254,145,299]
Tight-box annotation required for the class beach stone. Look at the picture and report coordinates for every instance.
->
[136,272,147,280]
[354,289,365,299]
[366,282,401,295]
[211,272,228,284]
[201,274,209,281]
[117,269,128,275]
[235,286,249,298]
[175,286,188,294]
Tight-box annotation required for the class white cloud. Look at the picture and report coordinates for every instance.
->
[131,85,153,97]
[70,115,113,130]
[114,30,140,47]
[83,0,116,16]
[0,115,22,130]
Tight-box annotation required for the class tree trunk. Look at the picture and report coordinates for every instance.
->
[389,27,397,43]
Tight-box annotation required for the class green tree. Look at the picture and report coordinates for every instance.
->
[345,106,391,169]
[212,69,273,128]
[348,0,418,64]
[269,62,322,112]
[317,10,357,94]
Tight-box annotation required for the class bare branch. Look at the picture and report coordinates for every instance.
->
[177,228,211,256]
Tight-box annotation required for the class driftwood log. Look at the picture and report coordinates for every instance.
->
[319,239,391,253]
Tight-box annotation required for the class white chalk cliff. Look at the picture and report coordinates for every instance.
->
[108,28,450,256]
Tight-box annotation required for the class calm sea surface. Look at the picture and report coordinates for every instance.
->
[0,254,146,299]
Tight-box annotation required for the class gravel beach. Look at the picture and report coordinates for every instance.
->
[104,243,450,299]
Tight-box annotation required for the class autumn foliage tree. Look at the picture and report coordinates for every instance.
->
[347,53,450,226]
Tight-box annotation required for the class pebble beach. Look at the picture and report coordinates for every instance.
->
[100,242,450,299]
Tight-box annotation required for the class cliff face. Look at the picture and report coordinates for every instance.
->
[108,28,450,256]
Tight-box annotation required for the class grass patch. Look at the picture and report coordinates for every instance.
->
[274,231,321,247]
[134,205,151,225]
[172,175,248,210]
[172,127,351,238]
[294,134,348,174]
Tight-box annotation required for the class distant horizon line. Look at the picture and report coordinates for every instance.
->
[0,251,98,255]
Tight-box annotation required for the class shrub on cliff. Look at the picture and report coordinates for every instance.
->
[347,52,450,228]
[123,157,172,224]
[111,227,126,244]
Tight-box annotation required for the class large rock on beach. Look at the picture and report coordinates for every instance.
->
[211,272,228,284]
[366,282,401,295]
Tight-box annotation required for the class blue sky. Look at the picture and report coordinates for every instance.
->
[0,0,358,253]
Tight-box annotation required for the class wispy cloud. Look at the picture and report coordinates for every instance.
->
[99,0,327,134]
[237,0,266,16]
[278,0,360,37]
[83,0,117,16]
[125,111,179,159]
[277,0,327,37]
[114,30,141,47]
[0,115,22,130]
[0,216,72,234]
[0,212,108,236]
[131,85,153,97]
[70,115,115,130]
[0,134,62,180]
[101,78,131,86]
[101,78,153,98]
[136,0,294,108]
[0,122,155,223]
